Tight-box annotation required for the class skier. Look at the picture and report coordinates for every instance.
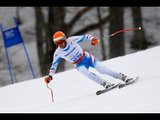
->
[44,31,134,89]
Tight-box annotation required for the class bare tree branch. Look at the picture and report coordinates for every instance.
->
[68,7,93,30]
[72,12,112,35]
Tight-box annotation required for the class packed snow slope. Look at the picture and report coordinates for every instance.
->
[0,46,160,113]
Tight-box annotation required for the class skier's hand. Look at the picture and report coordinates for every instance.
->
[44,75,53,84]
[91,38,99,46]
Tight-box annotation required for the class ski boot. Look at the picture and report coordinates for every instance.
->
[101,81,114,89]
[118,73,134,84]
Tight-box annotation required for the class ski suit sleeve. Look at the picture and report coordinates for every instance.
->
[49,51,61,78]
[70,34,96,43]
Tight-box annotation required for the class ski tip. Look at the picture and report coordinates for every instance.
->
[118,84,125,89]
[96,91,100,95]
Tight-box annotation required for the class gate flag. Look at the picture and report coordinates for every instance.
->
[1,17,36,84]
[2,27,23,48]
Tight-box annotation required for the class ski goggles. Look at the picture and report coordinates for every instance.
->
[54,37,66,45]
[54,40,64,45]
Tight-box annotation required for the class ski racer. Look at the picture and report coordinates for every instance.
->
[44,31,134,89]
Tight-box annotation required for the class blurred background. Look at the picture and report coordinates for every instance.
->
[0,7,159,87]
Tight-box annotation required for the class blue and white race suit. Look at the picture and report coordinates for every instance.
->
[49,34,119,85]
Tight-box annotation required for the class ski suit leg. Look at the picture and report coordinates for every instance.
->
[77,65,106,85]
[93,60,120,79]
[84,51,120,79]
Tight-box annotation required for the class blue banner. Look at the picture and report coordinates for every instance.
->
[2,27,23,48]
[0,17,36,84]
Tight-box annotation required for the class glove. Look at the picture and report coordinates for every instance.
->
[91,38,99,46]
[44,75,53,84]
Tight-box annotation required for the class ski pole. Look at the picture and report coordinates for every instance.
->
[103,27,142,39]
[46,84,54,102]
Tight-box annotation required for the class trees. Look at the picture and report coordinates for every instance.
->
[109,7,125,58]
[97,7,107,60]
[35,7,46,75]
[35,7,112,76]
[34,7,155,76]
[131,7,153,50]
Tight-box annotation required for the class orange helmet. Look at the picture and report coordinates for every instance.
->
[53,31,66,44]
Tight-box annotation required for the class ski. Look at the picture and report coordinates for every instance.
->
[96,83,121,95]
[118,76,139,89]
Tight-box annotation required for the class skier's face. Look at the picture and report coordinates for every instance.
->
[58,39,67,48]
[59,40,66,48]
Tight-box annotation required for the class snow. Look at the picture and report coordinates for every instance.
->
[0,46,160,113]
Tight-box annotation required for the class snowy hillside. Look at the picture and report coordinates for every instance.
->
[0,46,160,113]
